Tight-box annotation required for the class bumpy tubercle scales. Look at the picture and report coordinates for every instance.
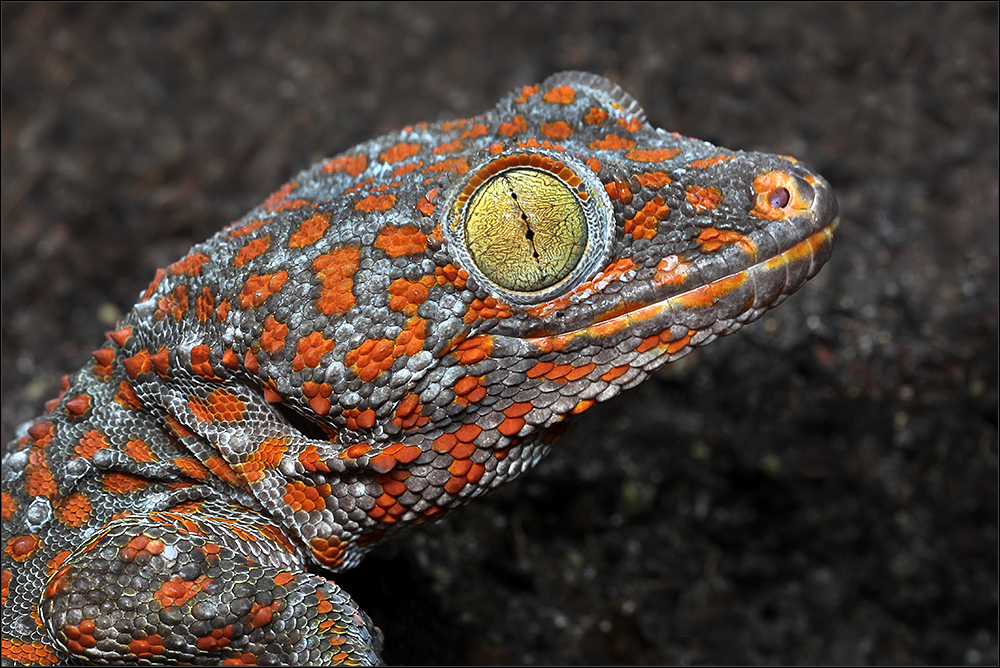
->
[1,72,837,666]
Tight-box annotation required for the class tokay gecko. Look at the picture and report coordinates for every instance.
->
[2,72,838,665]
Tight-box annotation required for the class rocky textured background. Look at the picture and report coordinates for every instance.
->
[3,3,996,664]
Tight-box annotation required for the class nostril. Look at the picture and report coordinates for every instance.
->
[768,187,791,209]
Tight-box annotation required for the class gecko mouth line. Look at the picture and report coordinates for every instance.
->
[528,218,839,351]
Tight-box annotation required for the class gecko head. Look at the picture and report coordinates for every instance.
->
[439,73,838,373]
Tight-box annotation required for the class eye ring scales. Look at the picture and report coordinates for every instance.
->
[442,151,614,305]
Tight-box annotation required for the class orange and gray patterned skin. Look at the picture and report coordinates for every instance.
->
[1,72,838,665]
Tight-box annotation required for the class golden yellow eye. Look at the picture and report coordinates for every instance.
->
[443,151,614,305]
[463,169,586,292]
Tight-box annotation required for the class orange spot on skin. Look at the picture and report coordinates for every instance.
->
[0,638,61,665]
[1,492,18,521]
[74,429,109,459]
[169,252,210,277]
[584,107,609,126]
[368,442,422,475]
[103,472,148,494]
[589,134,637,150]
[195,286,215,324]
[447,334,493,365]
[25,449,57,500]
[601,365,631,382]
[426,157,469,175]
[343,443,371,459]
[64,395,91,418]
[355,193,397,212]
[260,315,288,354]
[498,115,527,136]
[313,245,360,316]
[239,271,288,309]
[624,195,670,240]
[451,375,487,407]
[247,600,279,629]
[216,298,231,322]
[654,255,691,287]
[433,139,464,155]
[691,155,734,169]
[515,84,539,103]
[64,618,101,654]
[263,181,297,209]
[273,571,295,587]
[109,326,133,348]
[461,123,489,139]
[436,263,468,290]
[237,437,288,483]
[463,295,512,324]
[262,383,281,403]
[152,347,171,376]
[697,228,758,256]
[292,332,336,372]
[604,179,633,204]
[91,347,115,379]
[201,456,246,489]
[541,121,574,139]
[228,218,265,239]
[114,380,144,409]
[635,171,673,189]
[617,116,643,133]
[123,349,152,379]
[288,212,331,247]
[154,574,212,608]
[342,407,377,431]
[5,534,42,561]
[173,457,210,480]
[190,345,218,380]
[388,277,431,316]
[195,626,232,653]
[516,137,564,151]
[310,536,346,568]
[296,445,331,473]
[626,147,681,162]
[124,437,156,462]
[374,224,428,258]
[543,85,576,104]
[345,318,428,382]
[234,235,271,267]
[391,393,428,430]
[284,481,331,513]
[686,184,723,212]
[222,348,239,369]
[154,285,189,322]
[416,187,439,217]
[189,388,247,423]
[392,162,423,179]
[54,492,92,528]
[380,142,422,164]
[322,153,367,177]
[300,381,334,416]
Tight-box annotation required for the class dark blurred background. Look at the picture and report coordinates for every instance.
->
[3,3,996,664]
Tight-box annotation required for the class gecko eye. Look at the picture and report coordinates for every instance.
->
[463,169,586,292]
[443,151,614,304]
